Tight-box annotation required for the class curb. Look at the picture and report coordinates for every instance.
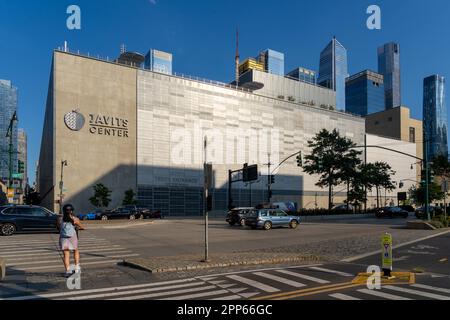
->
[122,255,322,273]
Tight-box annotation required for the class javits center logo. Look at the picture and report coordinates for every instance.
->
[64,110,85,131]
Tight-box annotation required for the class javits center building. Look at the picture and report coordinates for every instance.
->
[38,50,366,215]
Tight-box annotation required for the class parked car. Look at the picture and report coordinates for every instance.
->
[245,209,301,230]
[399,205,415,213]
[375,206,409,219]
[226,207,253,226]
[0,205,60,236]
[332,204,355,213]
[272,202,297,214]
[78,209,103,221]
[98,207,135,221]
[415,206,443,219]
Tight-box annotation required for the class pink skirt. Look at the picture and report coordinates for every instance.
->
[59,235,79,251]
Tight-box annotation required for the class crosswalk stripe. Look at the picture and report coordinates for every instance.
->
[227,275,280,293]
[275,269,330,284]
[0,248,133,258]
[0,239,108,246]
[13,259,121,271]
[159,289,229,301]
[7,254,137,266]
[253,272,306,288]
[1,278,198,300]
[411,284,450,294]
[329,293,362,300]
[0,244,122,253]
[70,282,207,300]
[111,286,218,301]
[358,289,412,300]
[384,285,450,300]
[0,246,125,255]
[308,267,353,277]
[210,295,242,300]
[4,250,132,260]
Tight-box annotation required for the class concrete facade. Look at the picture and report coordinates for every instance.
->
[39,50,369,215]
[39,51,137,213]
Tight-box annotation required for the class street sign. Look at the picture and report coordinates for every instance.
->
[381,233,393,276]
[7,189,14,198]
[12,173,23,179]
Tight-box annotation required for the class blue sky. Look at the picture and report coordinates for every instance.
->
[0,0,449,184]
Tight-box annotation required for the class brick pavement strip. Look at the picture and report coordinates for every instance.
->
[122,253,323,273]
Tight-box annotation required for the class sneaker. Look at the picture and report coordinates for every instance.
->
[75,265,81,273]
[64,271,73,278]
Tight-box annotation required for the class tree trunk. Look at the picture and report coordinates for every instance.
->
[329,184,333,211]
[346,180,350,213]
[376,186,380,209]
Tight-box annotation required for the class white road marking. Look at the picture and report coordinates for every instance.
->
[227,275,280,293]
[329,293,362,300]
[384,285,450,300]
[13,259,121,271]
[4,250,132,260]
[342,230,450,262]
[411,284,450,294]
[308,266,353,277]
[253,272,306,288]
[275,269,330,284]
[70,282,206,300]
[159,289,229,301]
[0,244,123,253]
[210,295,242,300]
[112,286,218,301]
[7,254,137,266]
[358,289,412,300]
[1,278,199,300]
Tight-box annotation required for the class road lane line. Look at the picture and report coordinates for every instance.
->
[0,244,122,253]
[384,285,450,300]
[1,278,199,300]
[227,275,280,293]
[272,283,361,300]
[159,289,229,301]
[411,284,450,294]
[110,286,218,301]
[195,264,323,279]
[358,289,411,300]
[210,295,242,300]
[253,272,306,288]
[308,267,353,277]
[3,250,132,260]
[7,254,138,266]
[329,293,361,300]
[275,269,330,284]
[342,230,450,262]
[251,282,357,300]
[69,282,206,300]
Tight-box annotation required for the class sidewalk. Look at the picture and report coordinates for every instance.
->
[123,252,323,273]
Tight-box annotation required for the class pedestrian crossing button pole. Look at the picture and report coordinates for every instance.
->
[381,233,395,279]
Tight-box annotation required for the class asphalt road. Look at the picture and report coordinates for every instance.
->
[1,214,449,300]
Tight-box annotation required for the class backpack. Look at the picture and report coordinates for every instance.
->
[61,221,76,238]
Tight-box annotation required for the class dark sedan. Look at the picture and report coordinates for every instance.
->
[98,207,135,221]
[0,205,60,236]
[375,206,409,219]
[226,208,253,226]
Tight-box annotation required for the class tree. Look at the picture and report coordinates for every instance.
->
[24,187,41,205]
[301,129,362,210]
[122,189,137,206]
[431,154,450,180]
[89,183,112,208]
[409,182,445,206]
[0,190,7,206]
[364,162,396,208]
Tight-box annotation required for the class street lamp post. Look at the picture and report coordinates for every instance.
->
[6,112,18,189]
[59,160,68,214]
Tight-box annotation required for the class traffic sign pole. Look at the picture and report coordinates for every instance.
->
[381,233,395,279]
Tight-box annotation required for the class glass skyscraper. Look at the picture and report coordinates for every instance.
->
[423,75,448,159]
[318,37,348,110]
[286,67,317,85]
[378,42,401,109]
[345,70,385,116]
[258,49,285,76]
[144,49,173,75]
[0,79,18,181]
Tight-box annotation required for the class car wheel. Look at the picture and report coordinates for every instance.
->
[263,221,272,231]
[129,215,136,220]
[1,223,16,236]
[239,219,246,227]
[290,220,299,229]
[101,215,108,221]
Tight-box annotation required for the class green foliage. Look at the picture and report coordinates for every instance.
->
[301,129,362,210]
[122,189,137,206]
[89,183,112,208]
[431,155,450,179]
[409,183,445,206]
[0,190,7,205]
[429,220,444,229]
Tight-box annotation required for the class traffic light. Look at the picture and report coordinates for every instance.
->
[269,175,275,184]
[296,152,303,167]
[18,160,25,174]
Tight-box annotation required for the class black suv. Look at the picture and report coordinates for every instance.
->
[226,208,253,226]
[0,205,59,236]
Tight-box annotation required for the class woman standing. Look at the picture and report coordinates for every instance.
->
[58,204,85,277]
